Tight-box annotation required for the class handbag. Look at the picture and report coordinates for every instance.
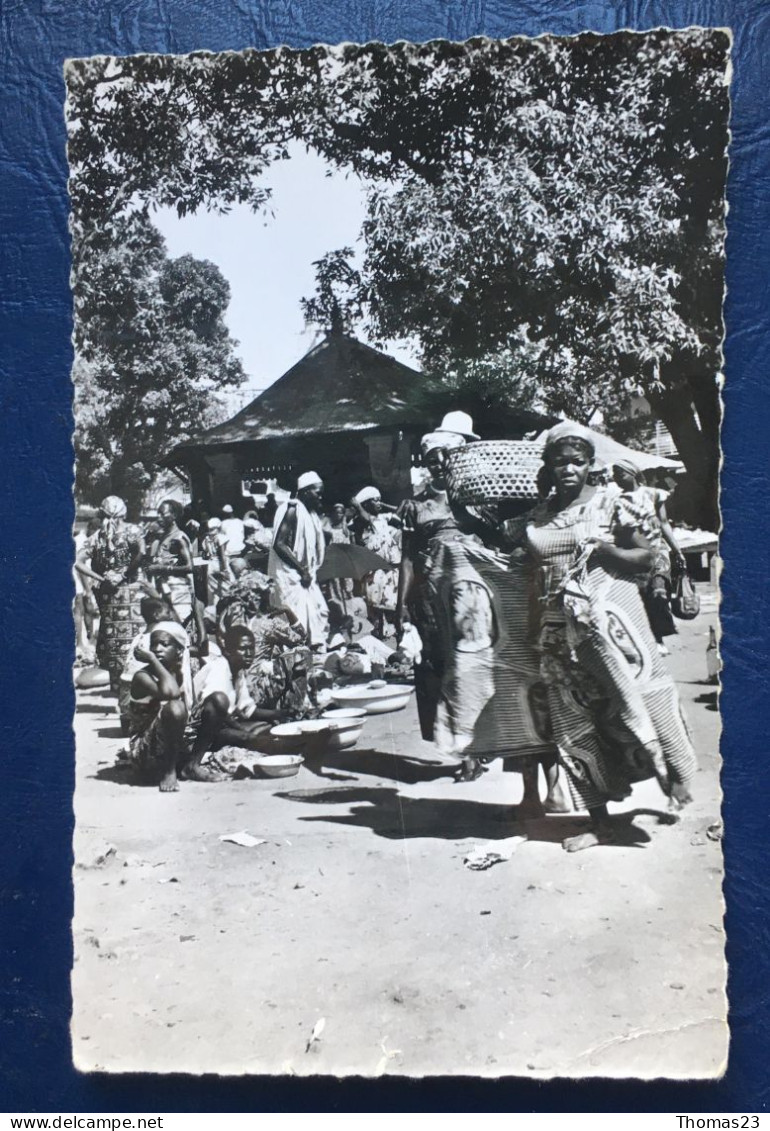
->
[671,560,700,620]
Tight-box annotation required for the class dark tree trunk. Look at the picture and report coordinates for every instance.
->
[648,377,720,531]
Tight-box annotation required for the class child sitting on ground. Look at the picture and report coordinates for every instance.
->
[118,595,175,734]
[127,621,191,793]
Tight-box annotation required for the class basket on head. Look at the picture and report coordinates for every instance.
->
[444,440,544,505]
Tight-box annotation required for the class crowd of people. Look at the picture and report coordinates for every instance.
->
[75,412,697,851]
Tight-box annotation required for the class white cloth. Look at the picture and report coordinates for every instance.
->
[353,486,381,505]
[268,499,329,647]
[194,654,256,719]
[221,517,246,556]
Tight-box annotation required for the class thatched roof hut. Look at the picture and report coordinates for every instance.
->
[162,329,549,510]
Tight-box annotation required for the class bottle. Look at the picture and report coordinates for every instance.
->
[706,625,720,684]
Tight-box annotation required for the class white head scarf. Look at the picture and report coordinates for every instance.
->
[420,431,467,457]
[297,471,323,491]
[542,420,596,458]
[148,621,194,707]
[353,486,381,505]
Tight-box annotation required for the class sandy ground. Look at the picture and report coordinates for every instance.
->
[71,603,726,1079]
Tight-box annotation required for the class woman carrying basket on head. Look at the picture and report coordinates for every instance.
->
[395,414,564,812]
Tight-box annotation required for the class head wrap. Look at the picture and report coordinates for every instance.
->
[221,504,234,515]
[149,621,189,649]
[207,517,222,530]
[613,457,642,483]
[99,495,128,554]
[542,421,596,459]
[353,486,381,506]
[297,471,323,491]
[100,495,127,519]
[147,621,193,707]
[420,431,467,457]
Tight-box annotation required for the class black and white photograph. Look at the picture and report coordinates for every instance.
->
[66,29,729,1077]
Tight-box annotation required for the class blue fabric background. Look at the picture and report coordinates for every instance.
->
[1,0,767,1113]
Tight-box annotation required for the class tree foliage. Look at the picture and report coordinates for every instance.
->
[73,211,245,511]
[66,30,729,525]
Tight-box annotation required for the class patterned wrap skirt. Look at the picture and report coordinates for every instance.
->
[95,581,146,692]
[410,536,557,763]
[539,566,697,811]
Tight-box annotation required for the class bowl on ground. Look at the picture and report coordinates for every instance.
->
[330,682,413,715]
[320,707,367,749]
[269,722,305,755]
[256,754,304,778]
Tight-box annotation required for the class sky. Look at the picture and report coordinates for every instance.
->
[154,145,420,411]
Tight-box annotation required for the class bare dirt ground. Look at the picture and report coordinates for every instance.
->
[71,603,726,1078]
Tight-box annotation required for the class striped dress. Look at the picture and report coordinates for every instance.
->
[522,488,696,811]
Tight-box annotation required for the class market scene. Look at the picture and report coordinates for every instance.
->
[66,33,728,1077]
[72,341,724,1076]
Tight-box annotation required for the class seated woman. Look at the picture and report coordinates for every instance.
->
[216,570,311,718]
[182,625,287,782]
[127,621,192,793]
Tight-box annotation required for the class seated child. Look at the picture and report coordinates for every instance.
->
[127,621,191,793]
[119,596,174,734]
[181,625,287,782]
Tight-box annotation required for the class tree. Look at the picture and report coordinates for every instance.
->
[66,30,729,526]
[72,211,245,512]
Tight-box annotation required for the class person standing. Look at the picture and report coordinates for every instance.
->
[147,500,196,633]
[395,428,559,811]
[268,472,329,648]
[612,458,687,655]
[351,486,402,638]
[321,502,355,619]
[220,504,246,559]
[509,423,696,851]
[75,496,146,692]
[199,516,233,602]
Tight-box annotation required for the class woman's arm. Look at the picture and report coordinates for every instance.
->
[75,554,105,585]
[394,537,415,641]
[656,500,686,566]
[273,508,310,583]
[131,656,182,702]
[216,540,232,577]
[592,529,654,575]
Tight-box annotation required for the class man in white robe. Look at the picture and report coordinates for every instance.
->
[268,472,329,648]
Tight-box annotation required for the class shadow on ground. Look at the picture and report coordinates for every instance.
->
[277,784,671,846]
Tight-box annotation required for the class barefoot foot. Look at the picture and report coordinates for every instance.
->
[159,771,179,793]
[562,824,615,852]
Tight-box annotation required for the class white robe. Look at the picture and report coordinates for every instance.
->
[268,500,329,647]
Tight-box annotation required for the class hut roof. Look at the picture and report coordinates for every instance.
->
[164,331,446,462]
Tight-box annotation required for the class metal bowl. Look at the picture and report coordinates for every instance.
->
[320,708,367,749]
[330,683,413,715]
[257,754,304,778]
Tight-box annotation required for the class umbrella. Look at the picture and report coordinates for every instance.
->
[317,541,396,583]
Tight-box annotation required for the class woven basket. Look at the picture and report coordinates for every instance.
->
[445,440,544,505]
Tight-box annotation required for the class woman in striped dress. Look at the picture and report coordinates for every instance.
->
[512,423,697,851]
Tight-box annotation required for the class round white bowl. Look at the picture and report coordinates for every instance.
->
[330,683,413,715]
[320,708,366,750]
[258,754,304,778]
[269,723,305,754]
